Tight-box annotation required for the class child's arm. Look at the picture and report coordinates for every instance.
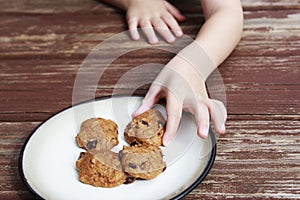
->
[133,0,244,145]
[100,0,186,43]
[197,0,244,66]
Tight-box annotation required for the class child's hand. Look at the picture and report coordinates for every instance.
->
[132,52,227,146]
[125,0,186,44]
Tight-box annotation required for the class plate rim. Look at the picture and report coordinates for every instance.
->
[18,95,216,200]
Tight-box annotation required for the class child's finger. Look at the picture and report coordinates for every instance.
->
[165,1,186,22]
[208,99,227,134]
[163,93,182,146]
[151,18,176,43]
[132,85,161,118]
[140,20,158,44]
[194,104,210,139]
[161,12,183,37]
[127,18,140,40]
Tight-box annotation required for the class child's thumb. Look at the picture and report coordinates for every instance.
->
[132,86,161,118]
[209,99,227,134]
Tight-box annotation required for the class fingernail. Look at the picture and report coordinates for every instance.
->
[131,112,138,118]
[132,34,139,40]
[132,109,144,118]
[200,127,209,138]
[163,136,172,146]
[163,139,170,146]
[221,124,226,133]
[149,37,158,44]
[130,30,140,40]
[167,35,176,43]
[175,30,183,37]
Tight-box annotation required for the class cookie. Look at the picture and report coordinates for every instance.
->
[124,109,166,146]
[76,151,128,188]
[76,118,118,151]
[119,145,166,180]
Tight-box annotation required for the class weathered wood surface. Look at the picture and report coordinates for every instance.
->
[0,0,299,199]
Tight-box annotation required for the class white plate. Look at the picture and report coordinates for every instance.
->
[19,96,216,200]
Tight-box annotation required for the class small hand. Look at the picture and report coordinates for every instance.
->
[126,0,186,44]
[132,54,227,146]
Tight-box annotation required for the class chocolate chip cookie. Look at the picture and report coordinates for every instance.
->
[76,151,128,188]
[124,109,166,146]
[119,145,166,180]
[76,118,119,151]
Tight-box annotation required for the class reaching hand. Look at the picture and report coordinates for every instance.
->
[132,50,227,146]
[125,0,186,44]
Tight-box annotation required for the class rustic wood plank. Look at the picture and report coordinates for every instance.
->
[0,122,39,200]
[185,119,300,199]
[241,0,300,10]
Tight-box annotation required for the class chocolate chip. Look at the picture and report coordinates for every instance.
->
[162,166,167,172]
[130,141,139,146]
[128,163,137,169]
[141,120,149,126]
[124,176,135,184]
[86,140,97,150]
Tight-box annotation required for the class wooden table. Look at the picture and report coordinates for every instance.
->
[1,0,299,199]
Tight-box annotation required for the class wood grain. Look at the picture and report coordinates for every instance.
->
[0,0,299,199]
